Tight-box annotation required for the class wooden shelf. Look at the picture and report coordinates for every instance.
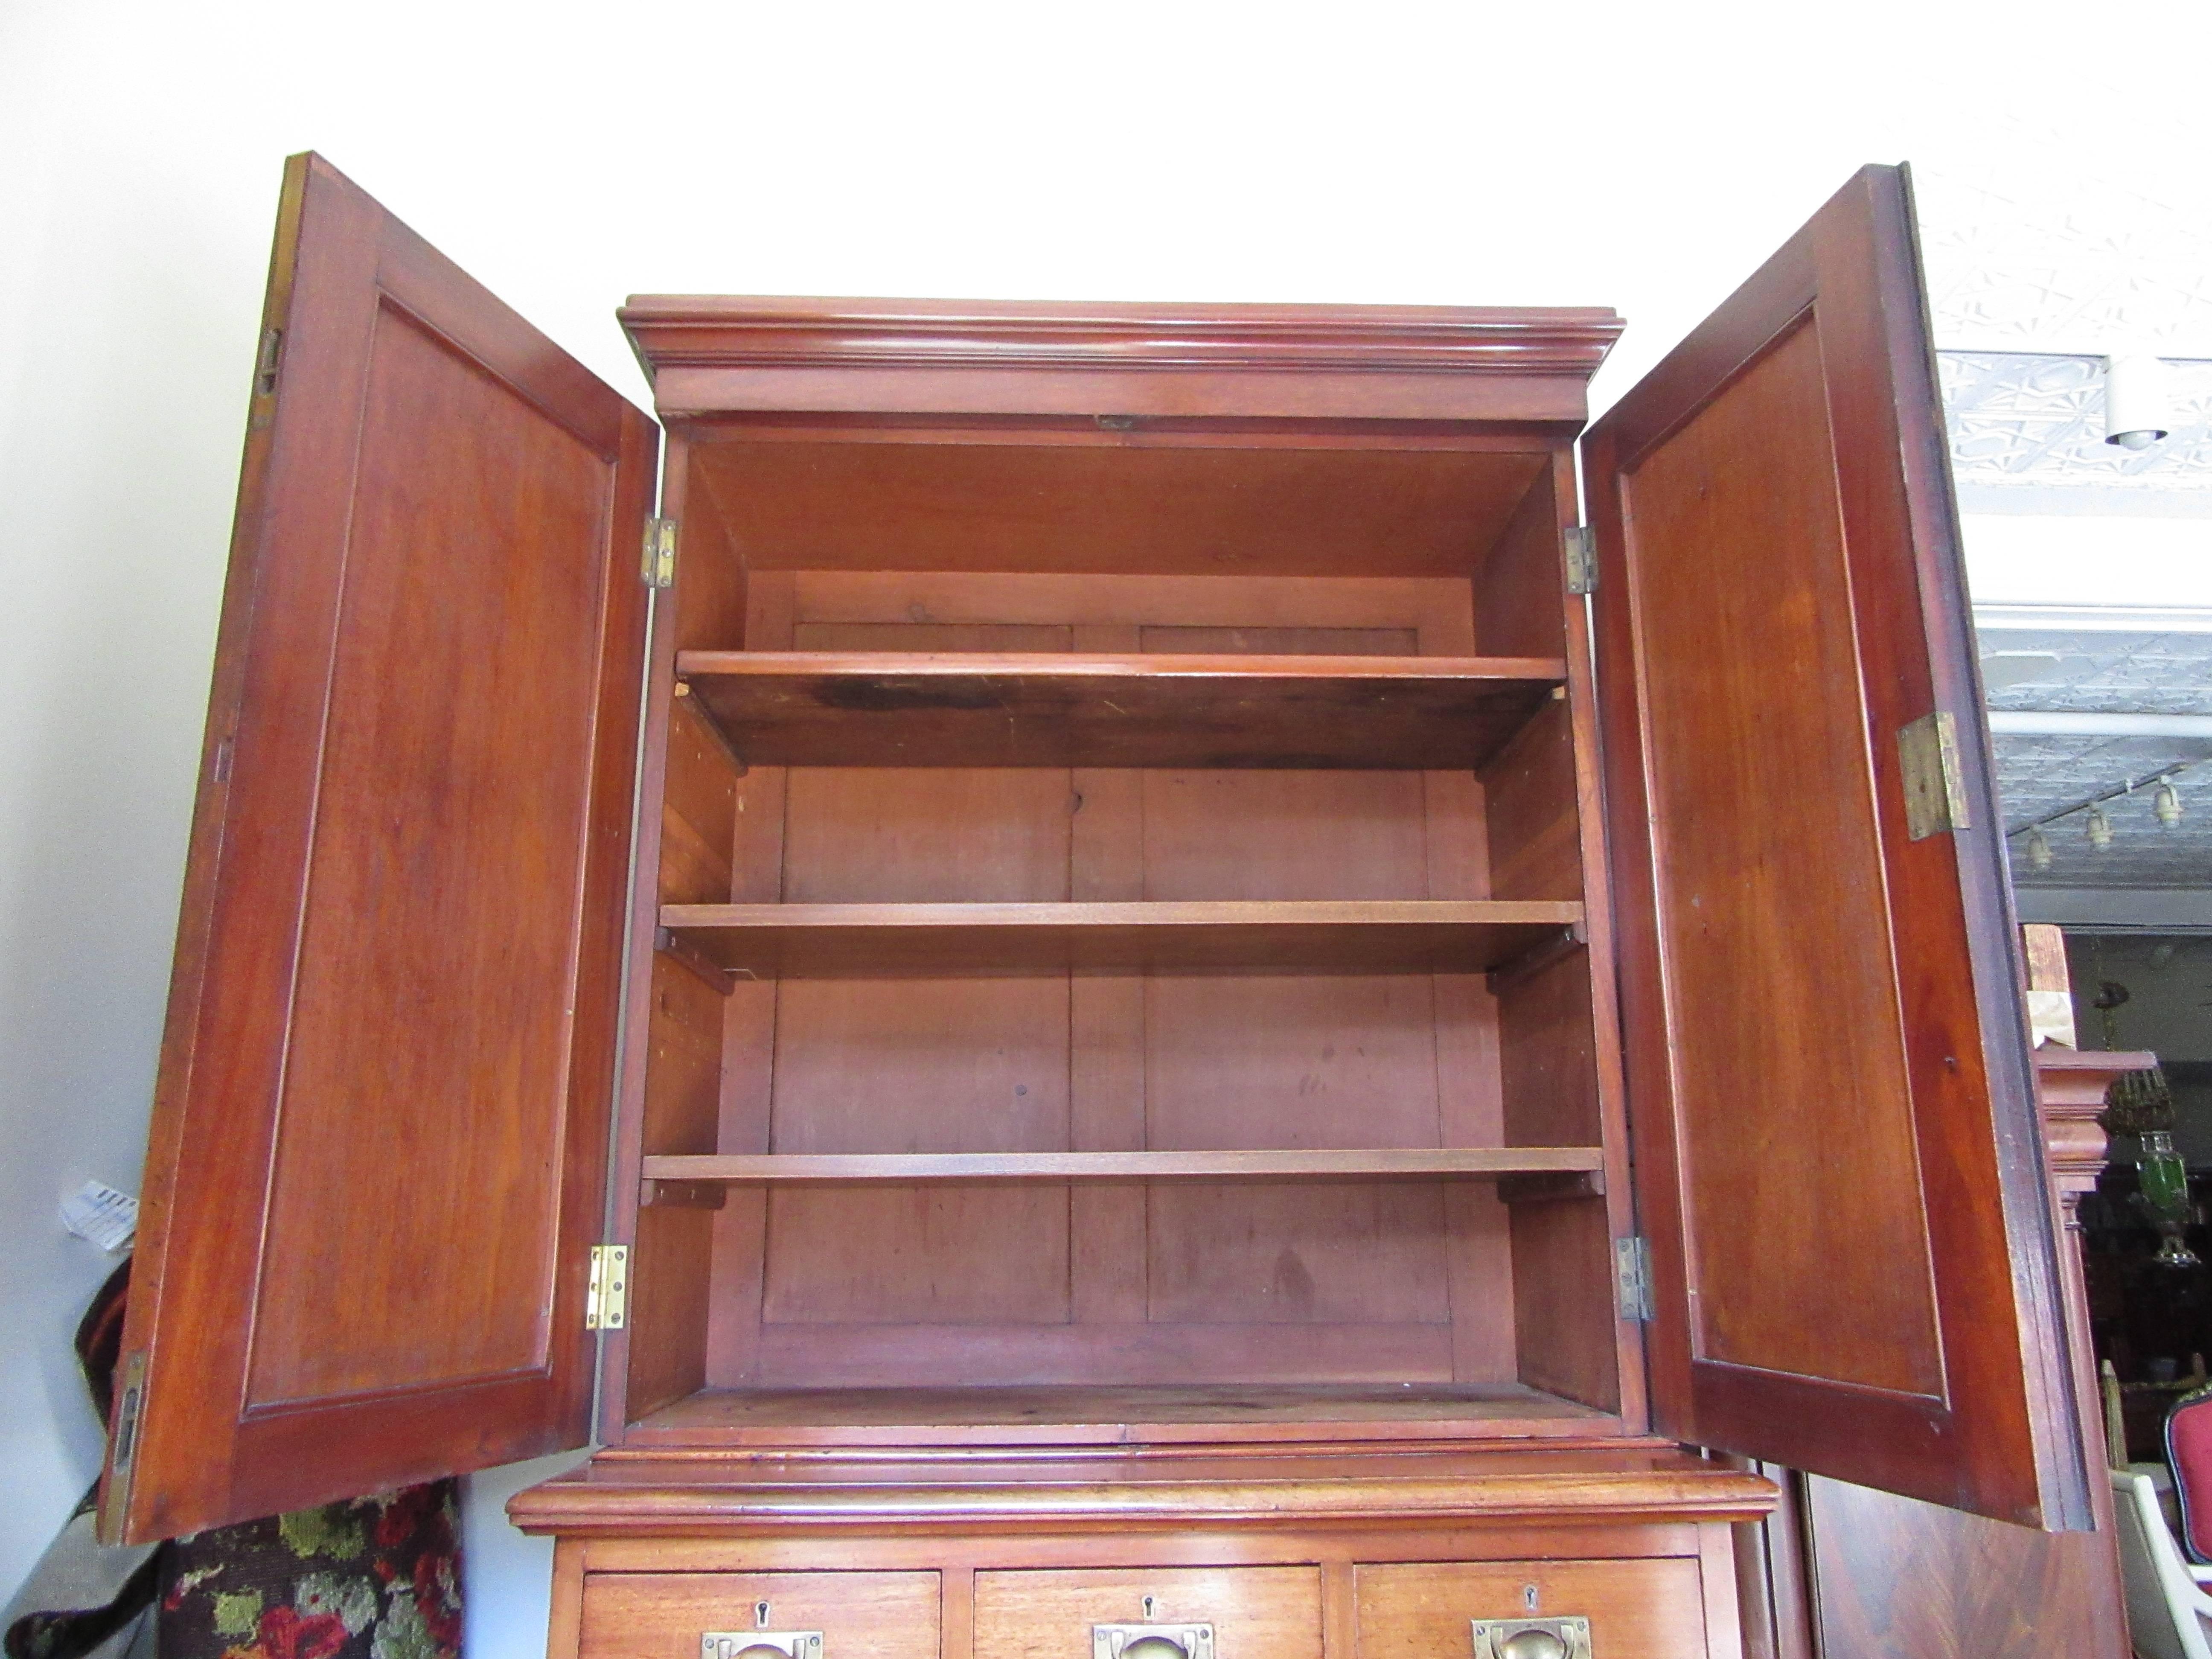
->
[633,1382,1620,1438]
[672,650,1568,769]
[659,899,1583,978]
[640,1146,1604,1185]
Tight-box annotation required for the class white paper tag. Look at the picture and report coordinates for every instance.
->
[60,1180,139,1252]
[2028,989,2078,1051]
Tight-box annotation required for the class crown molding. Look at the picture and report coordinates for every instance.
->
[621,297,1624,384]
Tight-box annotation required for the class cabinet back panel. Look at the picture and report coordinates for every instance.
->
[785,571,1476,646]
[783,769,1074,902]
[690,439,1549,579]
[763,978,1073,1323]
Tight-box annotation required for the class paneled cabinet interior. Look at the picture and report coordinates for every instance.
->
[100,152,2104,1659]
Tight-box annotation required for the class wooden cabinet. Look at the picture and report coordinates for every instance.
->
[95,151,2103,1658]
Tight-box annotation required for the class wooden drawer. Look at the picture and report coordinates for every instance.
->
[578,1572,940,1659]
[974,1568,1321,1659]
[1356,1561,1708,1659]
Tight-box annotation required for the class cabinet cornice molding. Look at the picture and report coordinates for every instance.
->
[507,1452,1777,1537]
[620,297,1624,381]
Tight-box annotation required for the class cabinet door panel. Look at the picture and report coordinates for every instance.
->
[100,153,654,1541]
[1585,165,2085,1527]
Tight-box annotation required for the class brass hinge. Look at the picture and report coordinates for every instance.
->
[254,329,284,396]
[1614,1236,1654,1322]
[585,1243,629,1330]
[1563,525,1598,595]
[1898,710,1972,840]
[641,518,677,589]
[95,1350,147,1540]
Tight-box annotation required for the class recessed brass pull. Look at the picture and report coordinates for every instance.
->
[1470,1616,1592,1659]
[701,1632,821,1659]
[1093,1623,1214,1659]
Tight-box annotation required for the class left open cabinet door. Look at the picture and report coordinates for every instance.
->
[98,154,656,1543]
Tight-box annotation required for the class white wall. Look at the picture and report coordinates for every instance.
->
[3,0,2208,1650]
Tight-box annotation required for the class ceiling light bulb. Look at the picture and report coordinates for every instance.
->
[2157,780,2183,829]
[2105,354,2173,451]
[2087,804,2115,850]
[2026,826,2054,871]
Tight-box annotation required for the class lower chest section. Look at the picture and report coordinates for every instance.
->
[560,1529,1738,1659]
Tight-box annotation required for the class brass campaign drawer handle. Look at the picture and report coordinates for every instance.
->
[1093,1623,1216,1659]
[701,1632,822,1659]
[1470,1617,1592,1659]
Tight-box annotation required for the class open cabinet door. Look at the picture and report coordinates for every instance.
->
[98,154,655,1542]
[1586,165,2088,1529]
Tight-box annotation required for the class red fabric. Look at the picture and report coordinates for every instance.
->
[2167,1387,2212,1562]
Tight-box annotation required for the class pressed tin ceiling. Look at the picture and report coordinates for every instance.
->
[1907,166,2212,893]
[1979,629,2212,890]
[1941,353,2212,494]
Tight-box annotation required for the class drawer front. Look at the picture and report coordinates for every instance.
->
[1356,1561,1707,1659]
[975,1568,1322,1659]
[579,1571,940,1659]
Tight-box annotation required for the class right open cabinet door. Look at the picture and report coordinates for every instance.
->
[1584,165,2092,1529]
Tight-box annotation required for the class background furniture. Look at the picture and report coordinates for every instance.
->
[2113,1469,2212,1659]
[1739,1040,2158,1658]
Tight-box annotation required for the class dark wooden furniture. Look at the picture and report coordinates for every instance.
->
[1738,1046,2156,1659]
[98,154,2100,1659]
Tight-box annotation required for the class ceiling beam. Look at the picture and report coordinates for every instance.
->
[1977,603,2212,634]
[2016,888,2212,932]
[1988,710,2212,739]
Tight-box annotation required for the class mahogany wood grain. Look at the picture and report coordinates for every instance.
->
[782,571,1476,647]
[1480,700,1583,904]
[1759,1049,2160,1659]
[945,1569,977,1659]
[973,1567,1321,1659]
[634,1384,1616,1435]
[660,698,739,903]
[1735,1054,2149,1656]
[1067,637,1149,1329]
[660,900,1581,976]
[566,1522,1724,1580]
[1532,438,1648,1438]
[627,955,726,1417]
[669,437,750,654]
[675,651,1565,770]
[1586,163,2085,1526]
[1321,1563,1356,1659]
[1697,1527,1747,1659]
[1797,1474,2125,1659]
[549,1540,586,1659]
[646,1149,1604,1184]
[102,153,652,1542]
[622,296,1621,425]
[1355,1559,1711,1659]
[512,1446,1775,1537]
[743,1322,1460,1391]
[602,428,732,1442]
[578,1570,940,1659]
[682,438,1557,579]
[1470,462,1569,660]
[1497,954,1615,1407]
